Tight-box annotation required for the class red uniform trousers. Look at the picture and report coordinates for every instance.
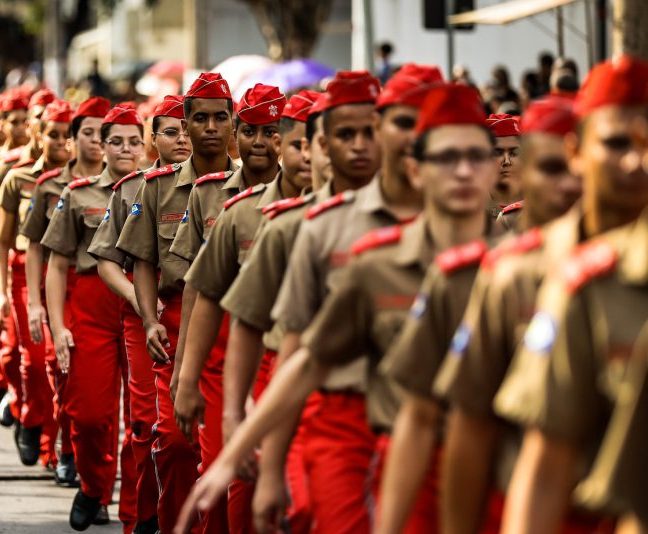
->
[301,391,376,534]
[371,434,441,533]
[122,301,159,525]
[0,312,23,422]
[152,293,201,534]
[10,251,58,465]
[65,272,137,531]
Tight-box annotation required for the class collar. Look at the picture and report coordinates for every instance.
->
[255,177,283,210]
[97,166,116,188]
[616,208,648,285]
[31,155,46,174]
[393,216,435,269]
[355,176,390,215]
[175,158,197,187]
[222,167,246,191]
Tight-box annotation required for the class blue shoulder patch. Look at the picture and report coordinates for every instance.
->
[181,209,189,224]
[56,198,65,210]
[524,312,557,354]
[103,208,110,222]
[409,293,428,319]
[130,203,142,216]
[450,323,471,355]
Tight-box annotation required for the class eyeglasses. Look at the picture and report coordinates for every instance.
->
[420,148,495,168]
[154,128,190,140]
[105,137,144,150]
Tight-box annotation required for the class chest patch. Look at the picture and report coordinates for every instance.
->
[160,212,184,223]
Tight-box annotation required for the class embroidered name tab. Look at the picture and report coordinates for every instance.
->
[160,212,184,223]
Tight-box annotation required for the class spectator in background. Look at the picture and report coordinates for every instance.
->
[537,50,555,94]
[86,59,110,98]
[375,41,395,84]
[519,70,542,109]
[452,64,477,87]
[483,65,519,114]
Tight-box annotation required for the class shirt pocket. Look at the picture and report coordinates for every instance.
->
[158,221,181,257]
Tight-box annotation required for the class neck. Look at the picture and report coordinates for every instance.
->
[192,151,229,177]
[426,203,486,251]
[278,173,301,199]
[107,167,129,183]
[27,141,41,160]
[330,169,373,194]
[72,158,103,178]
[583,194,642,238]
[43,158,64,171]
[242,164,280,188]
[380,164,423,214]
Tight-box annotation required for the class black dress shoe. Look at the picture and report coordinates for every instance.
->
[17,425,41,466]
[134,515,159,534]
[54,453,80,487]
[92,504,110,525]
[69,490,101,531]
[0,391,14,427]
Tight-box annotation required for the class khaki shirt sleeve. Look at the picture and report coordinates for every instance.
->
[88,191,126,265]
[117,179,158,265]
[0,173,21,214]
[20,185,48,241]
[184,208,238,301]
[41,187,78,258]
[494,285,606,443]
[271,222,320,332]
[379,267,446,398]
[169,187,202,262]
[302,261,372,366]
[220,218,291,332]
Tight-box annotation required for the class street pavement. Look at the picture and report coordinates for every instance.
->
[0,425,121,533]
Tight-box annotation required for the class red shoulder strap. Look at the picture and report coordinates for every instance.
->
[436,240,489,274]
[69,177,93,190]
[268,196,310,219]
[223,184,266,210]
[562,240,618,294]
[306,190,355,220]
[36,167,63,185]
[482,227,544,270]
[144,163,180,181]
[501,200,524,215]
[113,170,143,191]
[11,158,34,170]
[3,148,22,163]
[351,225,402,256]
[262,196,300,215]
[194,171,230,186]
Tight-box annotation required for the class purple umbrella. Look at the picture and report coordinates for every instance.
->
[235,59,335,99]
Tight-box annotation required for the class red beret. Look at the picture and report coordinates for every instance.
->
[307,92,329,118]
[520,96,576,137]
[416,84,486,134]
[376,63,444,110]
[575,54,648,117]
[2,94,29,113]
[186,72,232,100]
[153,95,185,120]
[74,97,111,120]
[237,84,287,125]
[29,89,56,109]
[42,99,73,123]
[282,90,321,122]
[321,70,381,112]
[102,105,143,126]
[486,114,520,137]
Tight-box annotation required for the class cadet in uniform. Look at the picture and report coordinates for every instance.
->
[20,96,110,486]
[0,93,30,164]
[494,55,648,533]
[437,96,579,533]
[175,83,288,533]
[88,95,190,534]
[0,100,72,467]
[486,114,521,219]
[116,72,236,534]
[42,104,145,531]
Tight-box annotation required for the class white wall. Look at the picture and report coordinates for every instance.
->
[372,0,594,87]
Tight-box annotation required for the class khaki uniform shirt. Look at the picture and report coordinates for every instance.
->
[302,218,435,430]
[88,167,151,269]
[168,164,241,262]
[184,177,284,301]
[220,184,333,351]
[271,177,413,391]
[495,209,648,486]
[41,167,115,273]
[116,159,196,296]
[21,160,79,244]
[0,156,50,251]
[0,146,33,184]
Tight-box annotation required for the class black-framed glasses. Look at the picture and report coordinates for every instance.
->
[420,148,495,168]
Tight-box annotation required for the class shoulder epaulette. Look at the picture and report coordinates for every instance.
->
[3,148,22,164]
[351,225,402,256]
[36,167,63,185]
[223,183,266,210]
[113,170,143,191]
[436,240,489,274]
[306,190,355,220]
[194,171,231,186]
[266,195,313,220]
[144,163,181,181]
[561,240,618,294]
[69,177,93,190]
[501,200,524,215]
[482,226,543,270]
[11,158,34,170]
